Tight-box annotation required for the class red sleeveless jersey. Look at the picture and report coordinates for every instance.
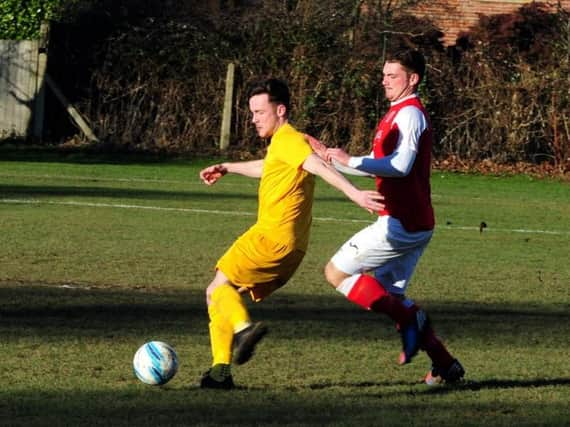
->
[373,96,434,232]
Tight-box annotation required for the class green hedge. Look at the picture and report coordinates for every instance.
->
[12,0,569,171]
[0,0,66,39]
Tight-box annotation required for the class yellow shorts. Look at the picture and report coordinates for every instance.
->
[216,228,305,302]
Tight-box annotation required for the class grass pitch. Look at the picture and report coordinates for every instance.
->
[0,153,569,426]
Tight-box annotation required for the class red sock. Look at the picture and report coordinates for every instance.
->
[346,275,415,326]
[421,326,455,369]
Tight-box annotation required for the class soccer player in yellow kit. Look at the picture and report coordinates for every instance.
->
[199,78,384,389]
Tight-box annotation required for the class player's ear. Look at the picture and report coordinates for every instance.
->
[276,104,287,118]
[410,72,420,86]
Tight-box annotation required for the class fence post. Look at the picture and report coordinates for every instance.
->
[45,74,99,143]
[220,62,235,151]
[33,21,49,139]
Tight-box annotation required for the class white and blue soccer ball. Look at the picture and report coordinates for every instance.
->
[133,341,179,385]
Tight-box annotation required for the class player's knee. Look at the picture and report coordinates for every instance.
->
[324,262,344,288]
[205,281,225,305]
[205,284,215,305]
[206,270,231,305]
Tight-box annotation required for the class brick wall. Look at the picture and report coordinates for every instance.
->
[409,0,570,45]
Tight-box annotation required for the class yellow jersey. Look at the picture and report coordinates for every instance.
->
[253,123,314,251]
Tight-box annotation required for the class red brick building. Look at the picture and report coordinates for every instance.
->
[407,0,569,45]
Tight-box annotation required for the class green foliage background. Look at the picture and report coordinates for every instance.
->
[1,1,569,172]
[0,0,65,39]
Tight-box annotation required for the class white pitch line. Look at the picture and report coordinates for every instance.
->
[0,198,256,217]
[1,198,569,236]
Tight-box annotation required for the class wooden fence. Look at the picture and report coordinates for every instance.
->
[0,23,97,143]
[0,38,45,139]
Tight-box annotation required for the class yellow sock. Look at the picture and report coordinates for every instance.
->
[210,283,251,333]
[208,302,234,365]
[207,283,251,365]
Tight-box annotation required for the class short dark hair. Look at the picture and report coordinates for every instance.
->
[247,78,291,113]
[386,49,426,83]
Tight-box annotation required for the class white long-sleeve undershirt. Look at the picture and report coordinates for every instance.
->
[338,104,427,178]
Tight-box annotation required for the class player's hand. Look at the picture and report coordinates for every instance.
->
[356,190,385,214]
[304,134,328,160]
[326,148,351,166]
[199,164,227,185]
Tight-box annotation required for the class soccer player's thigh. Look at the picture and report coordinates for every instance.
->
[330,219,396,275]
[375,226,432,294]
[217,229,303,301]
[374,246,425,295]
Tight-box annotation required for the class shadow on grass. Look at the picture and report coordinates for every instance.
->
[418,377,570,395]
[0,184,258,203]
[0,282,208,339]
[1,380,568,427]
[296,377,570,397]
[0,386,420,426]
[0,183,357,205]
[1,283,568,426]
[0,282,568,342]
[0,144,196,165]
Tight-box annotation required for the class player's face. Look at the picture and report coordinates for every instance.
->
[249,94,286,138]
[382,61,419,102]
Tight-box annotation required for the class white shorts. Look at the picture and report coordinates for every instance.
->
[331,215,433,295]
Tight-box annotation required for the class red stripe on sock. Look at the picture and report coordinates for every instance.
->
[346,276,415,326]
[346,275,387,310]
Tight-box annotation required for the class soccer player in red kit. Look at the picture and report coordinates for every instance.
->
[307,49,465,385]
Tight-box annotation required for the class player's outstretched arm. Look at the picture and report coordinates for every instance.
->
[306,134,374,177]
[302,153,384,214]
[199,159,264,185]
[327,146,417,178]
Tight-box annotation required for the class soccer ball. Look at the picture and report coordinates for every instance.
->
[133,341,179,385]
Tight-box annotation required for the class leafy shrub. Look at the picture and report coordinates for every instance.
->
[38,0,569,172]
[0,0,66,40]
[428,3,569,171]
